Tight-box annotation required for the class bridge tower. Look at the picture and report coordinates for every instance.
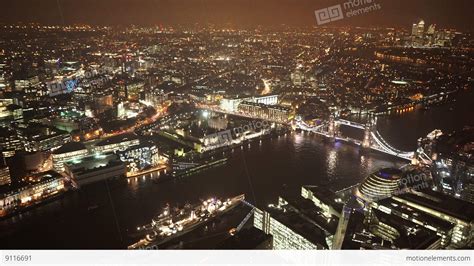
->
[328,113,339,139]
[362,116,375,148]
[412,138,423,165]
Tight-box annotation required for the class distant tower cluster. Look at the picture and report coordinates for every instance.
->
[411,20,425,38]
[409,19,454,47]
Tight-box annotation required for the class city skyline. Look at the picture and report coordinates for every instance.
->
[0,0,473,30]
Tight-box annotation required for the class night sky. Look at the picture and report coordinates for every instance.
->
[1,0,473,30]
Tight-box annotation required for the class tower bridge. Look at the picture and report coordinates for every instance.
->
[295,116,415,161]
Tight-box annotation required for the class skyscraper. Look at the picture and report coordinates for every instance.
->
[416,20,425,37]
[427,24,436,35]
[411,23,418,36]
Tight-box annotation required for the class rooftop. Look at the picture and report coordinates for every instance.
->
[394,189,474,222]
[217,227,272,249]
[65,153,122,174]
[435,127,474,165]
[376,197,453,232]
[0,170,62,197]
[303,185,344,214]
[53,142,87,154]
[373,209,440,249]
[376,168,403,180]
[283,195,339,235]
[267,206,329,249]
[95,133,139,147]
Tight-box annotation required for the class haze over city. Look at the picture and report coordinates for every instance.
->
[1,0,474,30]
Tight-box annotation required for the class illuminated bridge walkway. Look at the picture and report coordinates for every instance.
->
[295,117,414,161]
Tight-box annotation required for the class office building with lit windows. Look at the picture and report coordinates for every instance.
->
[254,207,324,250]
[301,185,344,218]
[0,171,65,218]
[52,142,90,172]
[0,99,14,120]
[238,101,291,123]
[265,183,465,250]
[220,95,279,113]
[92,133,140,154]
[431,128,474,204]
[117,141,160,174]
[16,123,71,152]
[368,189,474,248]
[0,165,11,186]
[0,126,23,157]
[253,194,338,250]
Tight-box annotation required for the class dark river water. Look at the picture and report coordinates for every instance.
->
[1,90,472,249]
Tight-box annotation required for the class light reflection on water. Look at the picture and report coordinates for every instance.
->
[327,148,337,178]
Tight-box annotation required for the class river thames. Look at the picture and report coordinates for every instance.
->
[0,89,472,249]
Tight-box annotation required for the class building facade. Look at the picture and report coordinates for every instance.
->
[52,142,90,172]
[238,101,291,123]
[254,208,321,250]
[0,166,11,186]
[0,171,65,217]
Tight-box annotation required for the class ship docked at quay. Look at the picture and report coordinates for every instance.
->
[128,194,246,249]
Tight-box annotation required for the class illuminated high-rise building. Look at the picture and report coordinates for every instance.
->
[411,23,418,36]
[253,200,331,250]
[427,24,436,35]
[411,20,426,46]
[431,128,474,204]
[416,20,425,37]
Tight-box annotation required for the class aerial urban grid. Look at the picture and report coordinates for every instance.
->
[0,0,473,251]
